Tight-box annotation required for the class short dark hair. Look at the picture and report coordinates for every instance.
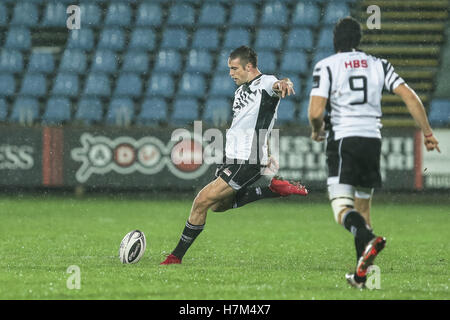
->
[333,17,362,52]
[229,45,258,68]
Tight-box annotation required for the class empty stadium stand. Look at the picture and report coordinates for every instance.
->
[357,0,449,126]
[0,0,446,128]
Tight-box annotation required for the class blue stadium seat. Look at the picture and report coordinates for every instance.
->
[227,0,263,2]
[59,49,87,74]
[277,100,296,124]
[167,3,195,26]
[83,73,111,97]
[215,49,231,73]
[223,28,251,49]
[10,97,39,124]
[104,3,131,27]
[153,50,182,74]
[203,0,230,3]
[303,79,313,99]
[122,51,149,74]
[79,3,102,27]
[255,28,283,51]
[324,2,351,25]
[4,28,31,51]
[209,74,236,97]
[229,4,257,27]
[203,98,231,127]
[52,73,79,97]
[0,74,15,97]
[161,28,189,50]
[261,2,288,26]
[177,73,205,98]
[114,73,142,98]
[2,0,41,3]
[0,98,7,121]
[257,50,277,75]
[106,98,135,126]
[299,100,309,124]
[135,3,162,27]
[171,98,199,125]
[98,28,125,51]
[172,0,202,4]
[67,29,95,51]
[146,73,175,98]
[280,51,308,74]
[91,50,118,74]
[286,28,314,50]
[191,28,220,50]
[0,50,23,73]
[129,29,156,50]
[317,27,335,50]
[137,98,168,125]
[20,73,47,97]
[41,2,66,27]
[312,49,335,66]
[198,3,226,26]
[49,0,77,3]
[42,97,71,124]
[291,3,321,26]
[28,52,55,74]
[75,98,103,125]
[185,50,213,74]
[0,3,8,27]
[429,99,450,127]
[11,2,38,26]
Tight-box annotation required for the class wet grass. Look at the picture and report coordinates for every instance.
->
[0,195,448,300]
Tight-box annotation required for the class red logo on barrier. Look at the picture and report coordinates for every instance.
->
[171,139,203,172]
[114,144,135,167]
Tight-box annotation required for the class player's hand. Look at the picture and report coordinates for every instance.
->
[273,78,295,98]
[424,134,440,153]
[311,130,325,142]
[311,123,326,142]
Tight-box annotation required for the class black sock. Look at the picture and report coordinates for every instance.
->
[342,210,375,261]
[233,186,279,208]
[171,221,204,260]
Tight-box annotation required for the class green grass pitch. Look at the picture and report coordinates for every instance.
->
[0,193,448,300]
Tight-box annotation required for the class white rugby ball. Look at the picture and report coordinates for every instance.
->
[119,230,146,264]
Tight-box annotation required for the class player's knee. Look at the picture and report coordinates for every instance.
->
[210,201,221,212]
[330,197,355,225]
[328,184,355,224]
[210,204,226,212]
[355,188,373,200]
[210,197,234,212]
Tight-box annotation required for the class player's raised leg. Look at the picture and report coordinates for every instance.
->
[213,157,307,212]
[211,176,308,212]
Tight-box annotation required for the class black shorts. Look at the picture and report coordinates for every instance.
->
[326,136,382,188]
[215,159,263,191]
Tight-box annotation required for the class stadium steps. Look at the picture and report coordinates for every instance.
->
[357,0,449,125]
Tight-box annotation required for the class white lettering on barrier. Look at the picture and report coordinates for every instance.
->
[0,145,34,170]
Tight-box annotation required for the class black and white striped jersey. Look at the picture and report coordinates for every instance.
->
[310,50,404,140]
[225,74,280,165]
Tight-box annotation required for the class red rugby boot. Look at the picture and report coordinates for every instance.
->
[356,236,386,278]
[269,177,308,197]
[160,254,182,265]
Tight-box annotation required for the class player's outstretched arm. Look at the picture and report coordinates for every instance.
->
[308,95,327,142]
[273,78,295,98]
[394,83,440,152]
